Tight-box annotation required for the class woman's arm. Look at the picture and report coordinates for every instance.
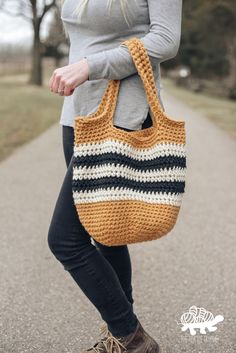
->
[85,0,182,81]
[49,0,182,96]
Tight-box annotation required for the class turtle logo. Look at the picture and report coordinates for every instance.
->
[176,306,224,336]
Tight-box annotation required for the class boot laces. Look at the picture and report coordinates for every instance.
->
[92,323,127,353]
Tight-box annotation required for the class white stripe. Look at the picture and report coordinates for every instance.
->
[73,139,186,160]
[73,165,186,183]
[72,188,183,207]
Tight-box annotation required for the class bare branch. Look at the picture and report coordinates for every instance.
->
[29,0,36,7]
[39,0,56,23]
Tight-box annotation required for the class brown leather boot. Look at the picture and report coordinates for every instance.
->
[81,323,108,353]
[82,319,161,353]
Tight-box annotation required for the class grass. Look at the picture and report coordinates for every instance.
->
[0,71,63,162]
[162,78,236,139]
[1,71,236,162]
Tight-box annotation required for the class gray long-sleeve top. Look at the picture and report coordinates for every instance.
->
[59,0,182,130]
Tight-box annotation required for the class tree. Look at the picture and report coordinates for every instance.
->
[197,0,236,95]
[175,1,236,88]
[43,6,69,67]
[0,0,57,85]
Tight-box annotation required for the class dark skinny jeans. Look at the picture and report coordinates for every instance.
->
[47,113,153,337]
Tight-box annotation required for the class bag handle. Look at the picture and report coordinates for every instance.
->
[121,38,163,116]
[96,37,163,125]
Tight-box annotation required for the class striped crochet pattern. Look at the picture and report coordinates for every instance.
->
[72,37,187,246]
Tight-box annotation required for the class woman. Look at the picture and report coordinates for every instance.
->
[48,0,182,352]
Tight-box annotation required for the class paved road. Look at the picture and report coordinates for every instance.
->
[0,90,236,353]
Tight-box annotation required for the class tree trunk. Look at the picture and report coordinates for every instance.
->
[226,38,236,88]
[225,37,236,99]
[55,55,61,68]
[29,21,43,86]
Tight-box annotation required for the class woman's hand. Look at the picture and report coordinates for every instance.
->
[49,58,89,96]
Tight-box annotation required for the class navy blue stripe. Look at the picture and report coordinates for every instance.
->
[72,176,185,194]
[73,152,186,170]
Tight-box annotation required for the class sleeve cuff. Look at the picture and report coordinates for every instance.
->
[84,43,159,81]
[84,51,108,81]
[84,45,138,81]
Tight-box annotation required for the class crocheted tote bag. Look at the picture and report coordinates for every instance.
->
[72,37,187,246]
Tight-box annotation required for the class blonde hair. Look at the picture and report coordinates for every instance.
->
[61,0,131,27]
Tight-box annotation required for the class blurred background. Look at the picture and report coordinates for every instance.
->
[0,0,236,161]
